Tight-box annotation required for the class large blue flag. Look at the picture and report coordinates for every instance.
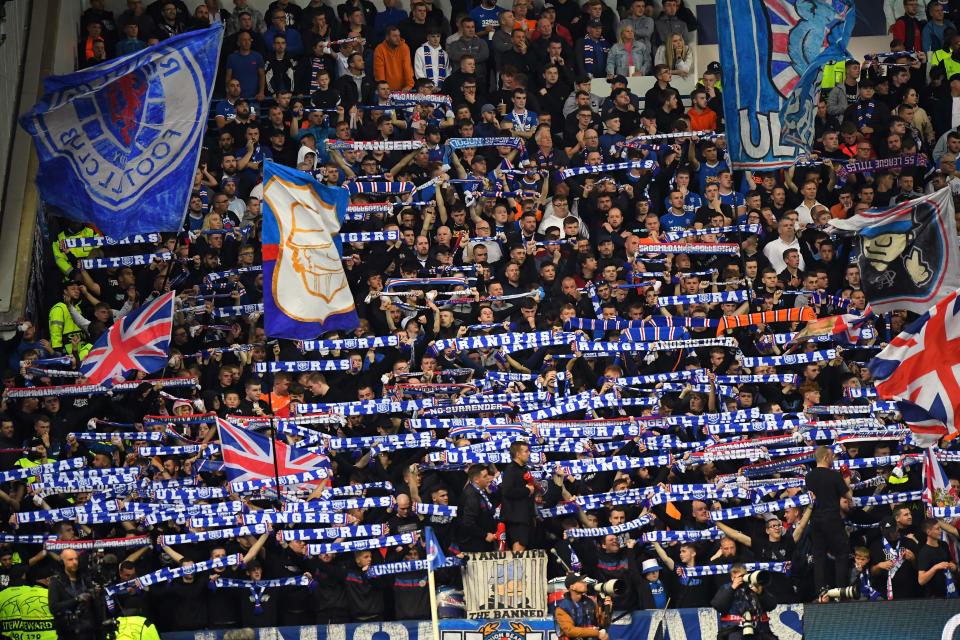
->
[716,0,854,169]
[261,160,359,339]
[19,25,222,237]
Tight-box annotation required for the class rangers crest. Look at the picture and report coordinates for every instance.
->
[19,26,222,237]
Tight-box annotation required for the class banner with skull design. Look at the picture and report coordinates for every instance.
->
[261,160,359,339]
[829,187,960,314]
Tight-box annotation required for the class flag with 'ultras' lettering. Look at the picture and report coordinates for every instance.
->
[716,0,854,169]
[18,25,222,237]
[261,160,358,339]
[829,188,960,314]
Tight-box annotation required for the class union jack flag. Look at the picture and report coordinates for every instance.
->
[869,289,960,446]
[767,0,804,97]
[217,418,329,485]
[80,291,174,385]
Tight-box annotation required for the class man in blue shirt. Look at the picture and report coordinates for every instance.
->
[226,31,265,100]
[469,0,502,38]
[263,9,304,57]
[660,189,696,232]
[697,141,728,194]
[374,0,408,43]
[717,169,746,215]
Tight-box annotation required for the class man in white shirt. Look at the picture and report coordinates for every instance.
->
[414,28,450,84]
[793,180,824,228]
[763,217,805,274]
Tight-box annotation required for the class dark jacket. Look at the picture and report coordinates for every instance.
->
[499,461,537,525]
[457,483,499,551]
[48,572,97,638]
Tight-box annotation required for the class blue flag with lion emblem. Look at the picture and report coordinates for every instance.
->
[716,0,854,169]
[19,25,223,238]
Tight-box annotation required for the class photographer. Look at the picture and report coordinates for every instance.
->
[47,548,97,640]
[711,564,778,640]
[553,573,611,640]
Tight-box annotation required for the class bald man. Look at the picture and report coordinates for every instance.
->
[48,548,97,640]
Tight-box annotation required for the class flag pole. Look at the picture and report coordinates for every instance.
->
[265,385,283,509]
[425,527,441,640]
[428,558,441,640]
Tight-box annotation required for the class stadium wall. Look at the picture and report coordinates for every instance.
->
[0,0,84,325]
[157,601,960,640]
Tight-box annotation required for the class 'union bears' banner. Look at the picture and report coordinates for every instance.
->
[830,187,960,313]
[19,25,222,237]
[261,160,358,339]
[716,0,854,169]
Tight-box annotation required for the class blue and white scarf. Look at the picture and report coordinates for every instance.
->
[62,232,162,249]
[566,514,655,538]
[299,336,399,351]
[576,337,737,353]
[0,457,85,483]
[681,562,790,578]
[307,532,417,555]
[642,528,724,543]
[740,349,837,368]
[658,290,750,306]
[366,556,462,577]
[321,482,395,498]
[710,494,811,521]
[253,360,352,373]
[162,524,268,545]
[281,524,388,541]
[296,398,442,416]
[664,224,761,242]
[81,252,172,270]
[447,137,523,150]
[558,161,657,180]
[106,553,243,602]
[229,469,330,494]
[213,576,314,613]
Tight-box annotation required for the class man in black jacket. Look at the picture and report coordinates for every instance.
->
[458,463,499,551]
[47,548,97,640]
[500,441,537,552]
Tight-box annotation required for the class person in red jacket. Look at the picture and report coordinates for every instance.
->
[890,0,924,51]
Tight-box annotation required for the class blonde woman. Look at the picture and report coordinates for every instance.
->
[606,24,651,77]
[903,87,935,146]
[654,33,692,79]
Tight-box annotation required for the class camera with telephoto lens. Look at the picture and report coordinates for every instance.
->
[743,571,771,588]
[585,579,624,598]
[820,584,860,601]
[741,611,756,637]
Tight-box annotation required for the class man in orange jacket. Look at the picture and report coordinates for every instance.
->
[687,88,717,132]
[553,574,611,640]
[374,26,415,91]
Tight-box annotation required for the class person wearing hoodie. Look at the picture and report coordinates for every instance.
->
[374,26,415,91]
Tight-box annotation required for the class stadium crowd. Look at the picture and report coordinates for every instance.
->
[2,0,960,636]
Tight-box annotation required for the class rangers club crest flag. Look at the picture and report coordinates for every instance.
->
[869,288,960,446]
[217,418,330,485]
[19,25,222,237]
[830,188,960,314]
[261,160,358,339]
[716,0,854,169]
[80,291,175,385]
